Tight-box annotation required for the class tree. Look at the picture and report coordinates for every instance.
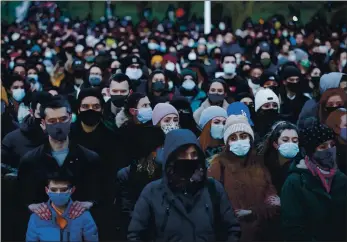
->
[223,1,254,30]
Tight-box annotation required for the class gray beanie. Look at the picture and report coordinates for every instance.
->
[319,72,345,94]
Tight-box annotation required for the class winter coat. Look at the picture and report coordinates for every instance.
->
[127,129,241,242]
[219,76,250,103]
[281,159,347,241]
[297,99,319,130]
[26,199,98,242]
[208,152,279,242]
[2,115,46,171]
[280,93,310,124]
[193,99,229,125]
[1,112,19,139]
[18,140,102,207]
[190,90,207,113]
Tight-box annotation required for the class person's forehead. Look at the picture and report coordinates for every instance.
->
[90,67,101,73]
[210,82,223,89]
[212,116,226,121]
[45,107,68,118]
[241,97,253,102]
[110,80,129,90]
[138,96,150,106]
[163,113,178,119]
[224,56,235,61]
[48,181,69,188]
[261,52,270,58]
[81,96,100,104]
[153,73,165,79]
[14,66,25,71]
[280,129,298,138]
[12,80,24,86]
[184,145,197,153]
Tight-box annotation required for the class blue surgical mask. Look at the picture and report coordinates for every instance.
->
[48,191,71,206]
[229,138,251,156]
[278,142,299,159]
[210,124,224,139]
[89,74,102,86]
[160,46,167,53]
[182,79,196,90]
[27,74,39,82]
[148,42,159,50]
[12,88,26,102]
[9,61,15,70]
[137,107,153,123]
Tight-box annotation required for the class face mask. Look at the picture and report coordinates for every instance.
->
[9,61,15,70]
[286,82,300,93]
[219,22,226,31]
[161,122,179,134]
[210,124,224,139]
[152,81,165,92]
[48,191,71,206]
[188,52,197,61]
[168,81,174,91]
[137,107,153,123]
[282,31,288,37]
[165,62,175,72]
[278,142,299,159]
[341,59,347,67]
[126,68,143,80]
[288,54,296,62]
[208,93,225,104]
[111,95,127,107]
[85,56,95,63]
[182,79,196,90]
[325,106,343,114]
[311,76,320,85]
[12,88,26,102]
[340,127,347,141]
[89,75,102,86]
[260,58,271,67]
[229,138,251,157]
[160,46,167,53]
[44,51,53,59]
[103,96,111,103]
[223,63,236,74]
[312,146,336,170]
[46,122,71,141]
[27,74,39,82]
[31,82,42,92]
[79,109,102,126]
[148,42,159,50]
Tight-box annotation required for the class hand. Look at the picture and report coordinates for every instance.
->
[235,209,252,218]
[68,201,93,219]
[266,196,281,206]
[29,203,51,220]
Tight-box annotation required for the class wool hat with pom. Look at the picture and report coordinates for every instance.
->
[223,115,254,144]
[152,103,179,125]
[199,106,227,129]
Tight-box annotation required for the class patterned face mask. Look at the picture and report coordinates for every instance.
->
[161,122,179,134]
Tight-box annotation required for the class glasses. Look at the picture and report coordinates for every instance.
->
[80,103,102,110]
[46,115,70,124]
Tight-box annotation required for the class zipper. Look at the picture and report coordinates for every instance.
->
[60,229,63,242]
[160,206,170,232]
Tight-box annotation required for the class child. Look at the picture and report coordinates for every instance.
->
[26,171,99,242]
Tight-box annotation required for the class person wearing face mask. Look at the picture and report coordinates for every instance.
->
[193,79,229,124]
[150,55,164,70]
[198,106,227,166]
[305,66,322,100]
[27,67,42,92]
[280,65,310,124]
[85,65,103,88]
[170,97,201,137]
[128,129,241,242]
[103,73,132,131]
[152,103,180,135]
[17,95,102,241]
[115,92,152,128]
[196,43,218,79]
[5,74,30,124]
[26,172,99,242]
[116,126,165,240]
[235,92,256,119]
[259,51,278,74]
[121,55,147,94]
[259,71,280,96]
[326,108,347,174]
[260,121,300,194]
[83,47,96,70]
[179,69,207,112]
[318,88,347,124]
[209,115,279,242]
[254,88,281,141]
[219,55,249,102]
[247,63,264,97]
[2,92,50,174]
[220,32,244,56]
[147,70,172,107]
[281,122,347,241]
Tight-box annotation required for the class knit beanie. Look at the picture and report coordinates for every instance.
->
[152,103,179,125]
[77,87,105,109]
[300,121,335,156]
[281,65,301,80]
[151,55,164,66]
[254,88,280,112]
[199,106,227,129]
[223,115,254,144]
[319,72,346,94]
[181,69,197,82]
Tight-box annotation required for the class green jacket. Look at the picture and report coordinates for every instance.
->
[281,159,347,241]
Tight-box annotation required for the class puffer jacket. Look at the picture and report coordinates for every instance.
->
[26,199,98,242]
[127,129,241,242]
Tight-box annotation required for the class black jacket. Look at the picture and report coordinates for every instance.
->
[2,115,46,173]
[18,140,101,207]
[280,93,310,124]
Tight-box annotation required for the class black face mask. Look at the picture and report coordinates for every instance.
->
[111,68,118,74]
[312,147,336,170]
[251,77,261,85]
[255,109,279,134]
[111,94,127,108]
[325,106,343,114]
[286,82,300,93]
[74,70,84,79]
[208,93,225,105]
[65,46,74,54]
[268,86,279,95]
[152,81,166,92]
[79,110,102,126]
[311,76,320,86]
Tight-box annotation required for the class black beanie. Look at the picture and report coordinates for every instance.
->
[281,66,301,80]
[300,122,335,156]
[259,71,279,87]
[77,87,105,109]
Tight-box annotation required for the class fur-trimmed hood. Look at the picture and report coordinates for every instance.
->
[115,108,129,128]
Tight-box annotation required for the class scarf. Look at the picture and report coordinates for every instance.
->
[51,203,68,230]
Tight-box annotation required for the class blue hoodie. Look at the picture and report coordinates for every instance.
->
[128,129,240,242]
[26,199,98,242]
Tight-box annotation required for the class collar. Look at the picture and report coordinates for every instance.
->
[42,138,78,158]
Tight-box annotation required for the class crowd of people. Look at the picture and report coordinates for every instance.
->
[1,2,347,242]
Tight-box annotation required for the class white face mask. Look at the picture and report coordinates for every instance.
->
[126,68,143,80]
[165,62,175,72]
[12,88,26,102]
[103,96,111,103]
[223,63,236,74]
[210,124,224,139]
[188,52,197,61]
[182,79,196,90]
[168,81,174,91]
[161,122,179,134]
[229,138,251,156]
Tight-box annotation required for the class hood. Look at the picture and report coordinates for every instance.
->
[115,108,129,128]
[20,115,42,134]
[319,72,344,94]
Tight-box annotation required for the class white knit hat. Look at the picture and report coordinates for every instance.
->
[223,115,254,144]
[254,88,280,112]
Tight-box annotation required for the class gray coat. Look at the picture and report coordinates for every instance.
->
[127,129,240,242]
